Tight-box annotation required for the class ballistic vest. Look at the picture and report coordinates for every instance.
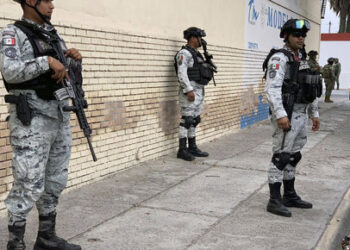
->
[175,46,214,86]
[3,21,63,100]
[263,48,322,104]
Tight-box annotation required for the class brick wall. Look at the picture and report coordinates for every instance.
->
[0,17,268,213]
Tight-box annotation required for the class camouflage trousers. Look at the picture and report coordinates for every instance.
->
[268,104,308,184]
[325,79,335,99]
[336,76,340,90]
[178,82,204,139]
[5,101,72,226]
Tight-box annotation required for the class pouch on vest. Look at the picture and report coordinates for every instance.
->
[322,66,331,79]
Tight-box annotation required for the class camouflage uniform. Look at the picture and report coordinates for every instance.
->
[307,58,321,74]
[0,18,72,226]
[176,48,204,139]
[333,61,341,90]
[323,63,336,101]
[265,45,319,184]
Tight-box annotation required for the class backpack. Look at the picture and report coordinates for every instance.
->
[322,65,331,79]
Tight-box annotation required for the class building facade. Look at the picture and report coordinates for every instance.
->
[0,0,321,213]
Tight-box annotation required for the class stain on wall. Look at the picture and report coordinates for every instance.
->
[158,100,179,135]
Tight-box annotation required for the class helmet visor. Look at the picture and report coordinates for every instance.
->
[295,19,310,30]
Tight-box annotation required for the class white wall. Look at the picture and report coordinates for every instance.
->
[320,41,350,89]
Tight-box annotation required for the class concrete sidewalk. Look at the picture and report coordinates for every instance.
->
[1,91,349,250]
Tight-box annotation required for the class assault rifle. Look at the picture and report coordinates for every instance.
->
[201,39,218,86]
[16,21,98,162]
[50,34,97,162]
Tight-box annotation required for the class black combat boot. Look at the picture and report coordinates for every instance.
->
[177,138,195,161]
[34,212,81,250]
[188,137,209,157]
[267,182,292,217]
[283,178,312,208]
[7,222,26,250]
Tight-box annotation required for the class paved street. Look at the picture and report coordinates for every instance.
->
[1,91,349,250]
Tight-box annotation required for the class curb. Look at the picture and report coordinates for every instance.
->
[314,185,350,250]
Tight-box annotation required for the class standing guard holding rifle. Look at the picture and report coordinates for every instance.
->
[174,27,217,161]
[263,19,321,217]
[0,0,93,249]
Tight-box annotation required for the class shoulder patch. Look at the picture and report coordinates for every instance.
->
[177,53,184,66]
[2,30,15,37]
[269,63,279,70]
[4,47,17,58]
[2,37,16,46]
[269,70,277,78]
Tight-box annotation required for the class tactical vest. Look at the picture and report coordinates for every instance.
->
[174,46,214,86]
[263,48,322,104]
[322,65,333,79]
[2,21,63,100]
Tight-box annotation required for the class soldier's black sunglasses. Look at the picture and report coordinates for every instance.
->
[291,32,307,38]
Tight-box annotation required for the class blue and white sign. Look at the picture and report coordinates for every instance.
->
[245,0,301,51]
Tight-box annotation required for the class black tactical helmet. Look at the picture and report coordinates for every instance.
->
[280,19,310,38]
[307,50,318,57]
[327,57,334,64]
[183,27,206,40]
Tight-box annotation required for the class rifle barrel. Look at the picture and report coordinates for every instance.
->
[87,136,97,162]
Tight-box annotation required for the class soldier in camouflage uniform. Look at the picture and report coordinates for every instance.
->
[307,50,322,74]
[174,27,211,161]
[333,58,341,90]
[264,19,320,217]
[323,58,336,103]
[0,0,82,249]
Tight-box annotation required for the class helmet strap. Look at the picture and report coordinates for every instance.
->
[24,0,52,25]
[196,37,202,47]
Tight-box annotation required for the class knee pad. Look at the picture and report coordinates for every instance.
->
[180,116,194,129]
[193,116,201,127]
[272,152,291,171]
[290,151,302,167]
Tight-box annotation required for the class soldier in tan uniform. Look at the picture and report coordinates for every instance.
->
[323,58,336,103]
[333,58,341,90]
[307,50,322,74]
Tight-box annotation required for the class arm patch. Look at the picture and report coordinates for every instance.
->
[2,37,16,46]
[4,47,17,58]
[269,70,277,78]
